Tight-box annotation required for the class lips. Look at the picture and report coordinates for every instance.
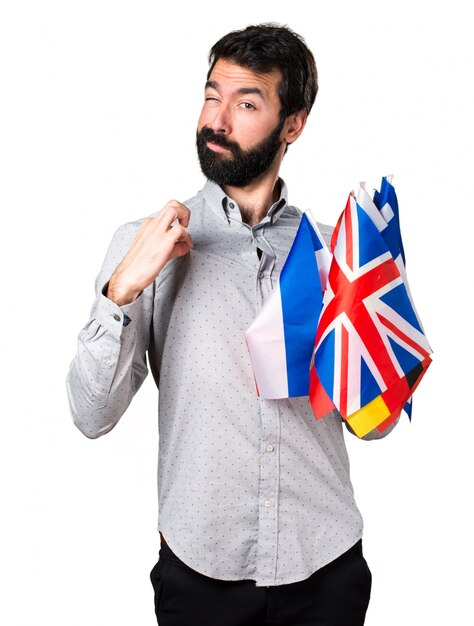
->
[207,141,231,153]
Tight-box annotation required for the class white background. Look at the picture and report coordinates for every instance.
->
[1,1,472,624]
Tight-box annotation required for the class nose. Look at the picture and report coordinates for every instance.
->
[209,103,232,135]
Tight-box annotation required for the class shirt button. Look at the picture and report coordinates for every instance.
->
[264,500,272,508]
[266,444,274,452]
[103,358,113,367]
[228,202,235,209]
[113,314,121,321]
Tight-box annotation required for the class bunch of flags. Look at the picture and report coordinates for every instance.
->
[245,177,432,438]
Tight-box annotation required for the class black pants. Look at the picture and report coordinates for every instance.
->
[149,538,372,625]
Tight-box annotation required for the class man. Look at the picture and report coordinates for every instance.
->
[67,23,398,626]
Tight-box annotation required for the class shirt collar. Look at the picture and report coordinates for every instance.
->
[201,178,289,226]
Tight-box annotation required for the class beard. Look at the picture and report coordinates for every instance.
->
[196,118,285,188]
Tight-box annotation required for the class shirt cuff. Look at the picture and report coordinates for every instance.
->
[92,281,143,339]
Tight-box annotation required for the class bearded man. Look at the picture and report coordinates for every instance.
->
[67,23,396,626]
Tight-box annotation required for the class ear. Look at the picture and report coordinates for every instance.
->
[281,109,308,145]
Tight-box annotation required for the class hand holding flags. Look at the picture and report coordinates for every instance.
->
[246,177,432,438]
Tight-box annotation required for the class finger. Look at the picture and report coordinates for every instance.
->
[171,241,193,259]
[160,201,191,228]
[176,203,191,228]
[167,223,190,243]
[170,224,194,251]
[178,233,194,249]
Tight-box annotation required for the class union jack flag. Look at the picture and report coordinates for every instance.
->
[309,177,432,437]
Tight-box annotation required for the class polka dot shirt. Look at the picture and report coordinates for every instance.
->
[66,178,398,586]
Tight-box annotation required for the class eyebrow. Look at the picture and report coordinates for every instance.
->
[205,80,265,99]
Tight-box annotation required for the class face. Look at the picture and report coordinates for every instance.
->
[196,59,286,187]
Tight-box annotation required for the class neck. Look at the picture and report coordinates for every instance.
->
[222,165,282,227]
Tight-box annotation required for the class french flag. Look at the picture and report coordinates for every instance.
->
[245,212,331,398]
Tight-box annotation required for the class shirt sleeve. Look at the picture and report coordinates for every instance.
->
[66,222,153,439]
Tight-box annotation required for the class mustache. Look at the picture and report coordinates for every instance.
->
[198,127,240,153]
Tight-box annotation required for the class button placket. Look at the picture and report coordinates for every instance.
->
[253,218,283,583]
[256,399,281,585]
[254,231,276,289]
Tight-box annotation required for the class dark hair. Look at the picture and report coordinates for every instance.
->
[207,23,318,122]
